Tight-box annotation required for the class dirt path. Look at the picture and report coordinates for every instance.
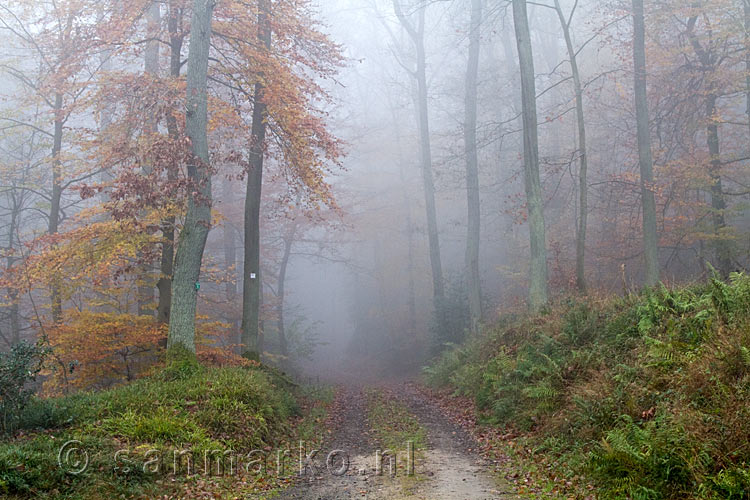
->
[276,385,518,499]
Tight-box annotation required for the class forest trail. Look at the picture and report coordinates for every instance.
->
[277,384,518,500]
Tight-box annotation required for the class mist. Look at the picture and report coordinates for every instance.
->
[1,0,749,381]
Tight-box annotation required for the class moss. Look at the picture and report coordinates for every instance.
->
[161,347,202,380]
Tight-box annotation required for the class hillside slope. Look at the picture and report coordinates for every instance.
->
[426,275,750,499]
[0,362,330,499]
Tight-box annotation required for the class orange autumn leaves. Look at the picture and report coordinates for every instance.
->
[1,0,343,392]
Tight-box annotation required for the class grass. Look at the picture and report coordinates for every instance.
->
[365,389,427,454]
[364,388,426,495]
[424,273,750,500]
[0,362,333,499]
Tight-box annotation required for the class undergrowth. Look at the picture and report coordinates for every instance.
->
[424,273,750,499]
[0,363,329,499]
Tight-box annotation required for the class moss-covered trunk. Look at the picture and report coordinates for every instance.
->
[166,0,214,357]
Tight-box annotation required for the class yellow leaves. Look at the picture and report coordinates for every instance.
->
[208,95,244,133]
[6,212,160,310]
[42,311,166,395]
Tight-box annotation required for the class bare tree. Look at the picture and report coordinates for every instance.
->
[512,0,548,311]
[465,0,483,328]
[632,0,660,286]
[393,0,445,307]
[552,0,588,293]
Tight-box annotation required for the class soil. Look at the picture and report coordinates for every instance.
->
[276,384,519,500]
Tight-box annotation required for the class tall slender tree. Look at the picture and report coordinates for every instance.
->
[393,0,445,307]
[685,12,732,277]
[241,1,272,360]
[138,0,161,316]
[156,1,187,325]
[552,0,588,293]
[512,0,548,311]
[631,0,660,286]
[465,0,483,328]
[166,0,215,357]
[276,216,298,357]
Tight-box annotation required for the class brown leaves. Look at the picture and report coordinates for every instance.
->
[42,311,165,395]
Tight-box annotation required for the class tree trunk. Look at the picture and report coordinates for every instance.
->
[745,0,750,142]
[631,0,660,287]
[393,0,444,306]
[7,194,20,344]
[512,0,548,311]
[166,0,214,357]
[277,222,296,357]
[222,178,237,303]
[464,0,482,329]
[706,94,732,276]
[144,1,160,76]
[258,266,265,351]
[157,3,184,325]
[49,92,64,323]
[98,48,114,206]
[553,0,588,294]
[138,0,160,316]
[241,2,271,360]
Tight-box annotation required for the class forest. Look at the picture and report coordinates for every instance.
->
[1,0,750,499]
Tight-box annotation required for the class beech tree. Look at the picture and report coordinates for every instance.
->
[240,1,271,360]
[464,0,483,328]
[631,0,660,287]
[512,0,549,311]
[552,0,589,293]
[393,0,445,309]
[166,0,214,357]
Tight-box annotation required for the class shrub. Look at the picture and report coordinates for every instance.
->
[0,341,47,434]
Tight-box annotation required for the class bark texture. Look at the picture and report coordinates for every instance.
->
[166,0,214,356]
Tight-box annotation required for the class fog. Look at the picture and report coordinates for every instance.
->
[285,0,634,377]
[1,0,749,383]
